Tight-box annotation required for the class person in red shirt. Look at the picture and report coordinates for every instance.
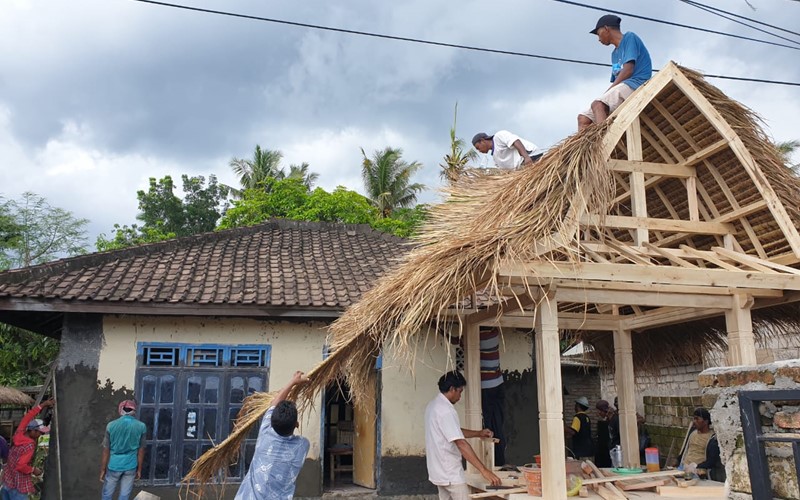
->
[1,399,54,500]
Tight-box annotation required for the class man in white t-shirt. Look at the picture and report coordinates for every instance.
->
[472,131,543,169]
[425,371,501,500]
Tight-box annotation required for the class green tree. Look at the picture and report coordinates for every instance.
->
[0,192,86,385]
[229,145,284,194]
[217,178,311,230]
[440,103,477,184]
[285,162,320,189]
[0,192,88,268]
[361,147,425,218]
[97,174,229,251]
[0,324,58,386]
[290,186,378,224]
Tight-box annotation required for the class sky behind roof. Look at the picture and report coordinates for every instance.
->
[2,0,799,246]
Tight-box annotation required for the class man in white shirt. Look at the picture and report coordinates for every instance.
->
[472,131,543,169]
[425,371,501,500]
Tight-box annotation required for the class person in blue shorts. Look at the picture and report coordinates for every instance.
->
[578,14,652,130]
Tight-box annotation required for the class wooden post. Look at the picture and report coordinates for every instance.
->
[463,321,484,473]
[535,291,567,499]
[614,328,640,468]
[726,294,757,366]
[627,117,648,246]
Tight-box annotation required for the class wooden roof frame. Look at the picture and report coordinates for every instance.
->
[458,62,800,498]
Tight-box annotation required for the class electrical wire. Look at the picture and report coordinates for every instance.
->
[547,0,800,51]
[678,0,800,46]
[127,0,800,87]
[679,0,800,38]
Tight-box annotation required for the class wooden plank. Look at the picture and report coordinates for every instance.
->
[464,322,483,474]
[582,469,685,485]
[604,240,652,266]
[579,215,733,235]
[465,293,537,325]
[616,479,666,491]
[623,307,727,331]
[614,329,640,468]
[682,139,729,166]
[642,242,697,268]
[495,313,620,331]
[556,287,732,309]
[678,245,741,272]
[656,485,726,497]
[686,176,699,222]
[670,68,800,258]
[584,461,628,499]
[712,246,800,275]
[499,261,800,291]
[712,200,769,223]
[608,159,695,178]
[470,487,527,498]
[535,291,567,500]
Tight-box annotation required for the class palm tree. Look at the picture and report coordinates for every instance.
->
[361,147,425,218]
[440,103,477,184]
[776,140,799,175]
[285,162,320,189]
[228,145,283,196]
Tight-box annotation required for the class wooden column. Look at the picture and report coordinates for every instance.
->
[535,293,567,499]
[726,294,757,366]
[614,328,640,468]
[463,321,483,473]
[626,117,648,246]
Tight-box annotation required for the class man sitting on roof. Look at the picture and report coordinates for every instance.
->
[578,14,652,130]
[472,131,543,169]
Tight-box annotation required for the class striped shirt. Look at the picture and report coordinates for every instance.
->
[480,328,503,389]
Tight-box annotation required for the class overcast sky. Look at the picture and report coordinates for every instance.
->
[2,0,799,247]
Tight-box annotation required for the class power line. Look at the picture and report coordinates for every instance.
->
[548,0,800,51]
[678,0,800,46]
[127,0,800,87]
[679,0,800,38]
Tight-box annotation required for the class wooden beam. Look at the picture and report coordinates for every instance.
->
[682,139,729,166]
[556,286,732,309]
[465,292,537,324]
[642,242,697,268]
[463,321,483,474]
[492,312,620,331]
[607,159,695,178]
[712,200,768,224]
[712,246,800,275]
[725,294,757,366]
[670,68,800,258]
[627,117,648,246]
[686,176,699,222]
[535,291,568,499]
[499,261,800,291]
[622,307,727,331]
[579,215,733,235]
[614,329,640,468]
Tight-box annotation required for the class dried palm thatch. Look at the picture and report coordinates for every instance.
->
[0,386,34,406]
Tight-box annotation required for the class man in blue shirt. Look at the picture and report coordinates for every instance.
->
[236,371,310,500]
[100,399,147,500]
[578,14,652,130]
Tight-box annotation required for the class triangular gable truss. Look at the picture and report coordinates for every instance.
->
[456,63,800,498]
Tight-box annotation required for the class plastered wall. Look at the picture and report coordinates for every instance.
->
[99,315,327,458]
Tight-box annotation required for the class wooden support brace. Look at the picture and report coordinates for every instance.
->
[725,294,757,366]
[613,329,640,469]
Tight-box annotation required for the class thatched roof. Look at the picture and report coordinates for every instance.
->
[295,62,800,408]
[0,386,34,406]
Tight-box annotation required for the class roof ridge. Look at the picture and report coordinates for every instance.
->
[0,218,406,286]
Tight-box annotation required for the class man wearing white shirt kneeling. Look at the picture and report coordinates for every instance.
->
[472,131,543,169]
[424,371,501,500]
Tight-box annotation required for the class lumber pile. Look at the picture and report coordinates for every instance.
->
[579,461,686,499]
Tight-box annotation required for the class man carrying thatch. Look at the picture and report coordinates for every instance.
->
[100,399,147,500]
[235,371,310,500]
[425,371,501,500]
[577,14,652,130]
[471,131,542,169]
[1,398,54,500]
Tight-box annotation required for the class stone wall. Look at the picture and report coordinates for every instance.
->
[643,395,707,462]
[561,365,601,425]
[699,359,800,500]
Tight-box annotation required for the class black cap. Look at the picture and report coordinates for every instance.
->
[472,132,490,145]
[590,14,621,34]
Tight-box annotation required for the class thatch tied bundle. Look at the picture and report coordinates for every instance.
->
[186,64,800,491]
[0,386,34,406]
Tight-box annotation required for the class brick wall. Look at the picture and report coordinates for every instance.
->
[561,365,601,424]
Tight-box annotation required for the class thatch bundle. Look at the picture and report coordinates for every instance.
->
[185,65,800,492]
[0,386,34,406]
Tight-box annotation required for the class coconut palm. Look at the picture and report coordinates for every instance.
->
[361,147,425,218]
[285,162,320,189]
[440,103,477,184]
[229,146,283,196]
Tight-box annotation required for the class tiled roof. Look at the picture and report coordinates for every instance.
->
[0,220,409,310]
